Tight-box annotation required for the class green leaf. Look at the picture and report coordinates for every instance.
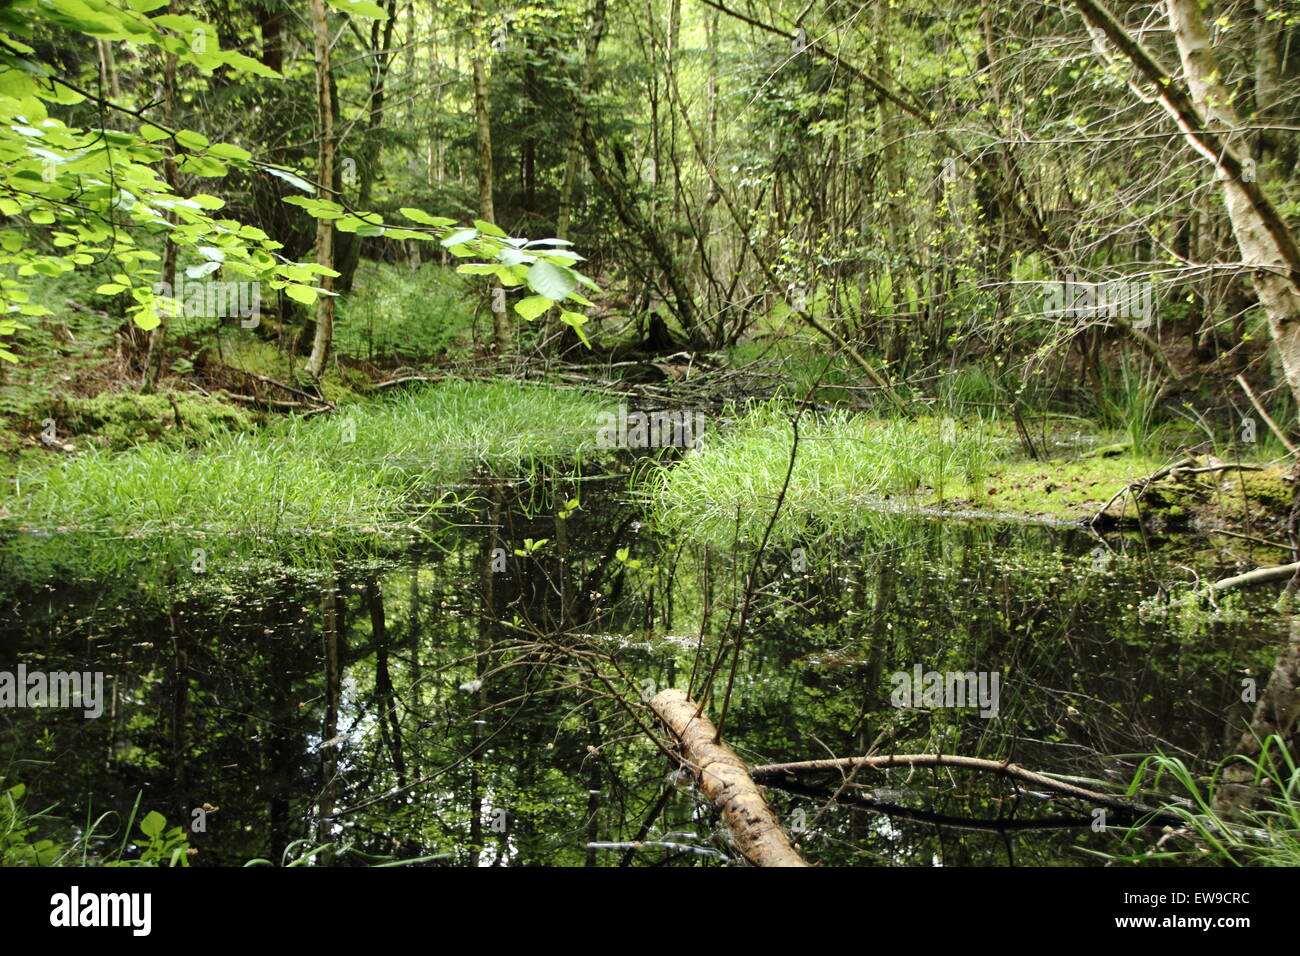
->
[263,166,315,193]
[559,310,591,347]
[185,261,220,278]
[498,265,530,288]
[207,142,251,162]
[498,247,534,267]
[473,219,508,238]
[328,0,389,18]
[150,13,209,33]
[95,283,126,294]
[513,295,552,321]
[398,208,455,227]
[133,306,161,331]
[139,811,166,839]
[441,227,478,248]
[177,154,227,177]
[218,50,281,78]
[284,196,345,219]
[526,259,577,300]
[285,283,318,305]
[334,215,384,236]
[175,129,209,150]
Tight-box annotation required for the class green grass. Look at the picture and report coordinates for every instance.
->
[648,402,1007,545]
[1095,359,1173,458]
[1101,736,1300,866]
[5,380,613,535]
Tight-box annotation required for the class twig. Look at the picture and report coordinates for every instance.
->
[1235,374,1298,456]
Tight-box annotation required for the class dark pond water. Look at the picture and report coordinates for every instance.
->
[0,466,1288,866]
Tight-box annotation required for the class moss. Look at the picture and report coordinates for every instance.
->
[1229,467,1292,513]
[220,336,294,380]
[53,390,257,450]
[936,455,1163,522]
[935,455,1293,530]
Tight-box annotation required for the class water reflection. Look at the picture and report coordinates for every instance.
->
[0,472,1287,865]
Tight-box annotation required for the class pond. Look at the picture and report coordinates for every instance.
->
[0,460,1287,866]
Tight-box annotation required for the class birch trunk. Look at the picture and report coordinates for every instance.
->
[1075,0,1300,410]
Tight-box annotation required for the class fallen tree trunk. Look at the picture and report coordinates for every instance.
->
[649,689,808,867]
[1207,561,1300,594]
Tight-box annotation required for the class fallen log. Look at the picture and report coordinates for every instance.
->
[1160,560,1300,611]
[649,689,808,867]
[1090,456,1264,526]
[1206,561,1300,593]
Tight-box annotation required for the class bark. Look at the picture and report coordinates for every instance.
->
[258,3,284,73]
[649,689,808,867]
[471,0,511,351]
[1204,561,1300,593]
[1075,0,1300,409]
[95,38,121,101]
[550,0,607,354]
[1166,0,1300,406]
[142,1,178,391]
[557,0,607,241]
[1253,0,1282,167]
[305,0,337,380]
[368,578,406,790]
[333,0,398,296]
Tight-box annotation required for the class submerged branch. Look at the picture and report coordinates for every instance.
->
[750,753,1186,826]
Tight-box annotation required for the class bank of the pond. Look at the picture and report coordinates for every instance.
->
[1,380,614,535]
[648,405,1293,544]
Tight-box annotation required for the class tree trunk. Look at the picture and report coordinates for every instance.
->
[305,0,337,380]
[333,0,398,296]
[1166,0,1300,407]
[1075,0,1300,410]
[557,0,607,241]
[649,688,808,867]
[142,1,178,391]
[472,0,511,351]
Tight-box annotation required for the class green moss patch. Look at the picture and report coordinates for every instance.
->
[52,390,258,451]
